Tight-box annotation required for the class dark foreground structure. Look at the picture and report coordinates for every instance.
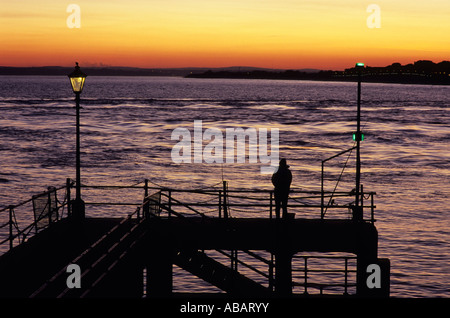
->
[0,183,390,298]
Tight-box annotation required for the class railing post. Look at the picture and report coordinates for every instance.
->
[304,257,308,294]
[66,178,71,217]
[144,179,149,198]
[269,253,274,291]
[222,181,228,219]
[344,258,349,295]
[218,190,222,218]
[141,179,149,220]
[361,184,364,220]
[168,190,172,218]
[8,205,14,250]
[270,191,273,219]
[231,250,238,271]
[371,193,375,222]
[321,161,325,219]
[47,188,52,225]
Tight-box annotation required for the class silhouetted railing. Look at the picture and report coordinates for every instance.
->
[1,179,376,297]
[141,191,276,293]
[0,182,70,252]
[292,254,357,296]
[1,178,376,255]
[143,187,376,222]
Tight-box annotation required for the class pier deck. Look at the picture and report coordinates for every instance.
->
[0,215,387,298]
[148,217,378,255]
[0,183,389,298]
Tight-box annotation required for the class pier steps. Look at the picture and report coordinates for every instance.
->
[30,216,147,298]
[174,248,270,296]
[0,218,121,297]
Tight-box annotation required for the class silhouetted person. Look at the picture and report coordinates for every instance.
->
[272,159,292,218]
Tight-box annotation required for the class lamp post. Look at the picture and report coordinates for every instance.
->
[354,62,364,220]
[68,62,87,220]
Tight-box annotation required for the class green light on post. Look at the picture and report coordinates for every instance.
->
[353,132,364,141]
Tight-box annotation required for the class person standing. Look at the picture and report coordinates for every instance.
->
[271,159,292,218]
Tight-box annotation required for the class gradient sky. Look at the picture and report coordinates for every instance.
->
[1,0,449,69]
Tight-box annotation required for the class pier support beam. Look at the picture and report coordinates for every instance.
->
[146,246,173,297]
[274,250,292,296]
[274,219,293,296]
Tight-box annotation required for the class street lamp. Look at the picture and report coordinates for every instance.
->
[68,62,87,220]
[354,62,364,220]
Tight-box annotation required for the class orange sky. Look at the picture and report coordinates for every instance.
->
[1,0,449,70]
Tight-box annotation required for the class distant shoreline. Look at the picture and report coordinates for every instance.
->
[186,70,450,86]
[1,60,449,85]
[186,60,450,85]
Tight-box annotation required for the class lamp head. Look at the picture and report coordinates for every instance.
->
[68,62,87,94]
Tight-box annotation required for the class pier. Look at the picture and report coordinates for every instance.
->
[0,180,390,298]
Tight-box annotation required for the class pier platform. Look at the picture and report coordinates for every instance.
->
[0,183,390,298]
[0,215,388,298]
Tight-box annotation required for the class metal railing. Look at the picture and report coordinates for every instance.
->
[292,254,357,296]
[71,179,376,221]
[140,191,276,293]
[0,181,71,252]
[140,188,365,296]
[215,249,275,291]
[1,178,376,255]
[147,188,376,221]
[1,178,373,297]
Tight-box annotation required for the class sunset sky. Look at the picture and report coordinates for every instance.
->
[1,0,449,70]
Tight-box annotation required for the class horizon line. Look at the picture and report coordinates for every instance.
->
[2,59,449,72]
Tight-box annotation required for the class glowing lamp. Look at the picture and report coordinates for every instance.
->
[68,62,87,94]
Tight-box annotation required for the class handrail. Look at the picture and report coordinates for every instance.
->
[292,254,357,295]
[321,146,357,219]
[145,190,276,291]
[1,178,377,255]
[215,249,273,281]
[0,183,71,252]
[160,192,207,218]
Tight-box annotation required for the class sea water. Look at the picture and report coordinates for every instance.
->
[0,76,448,297]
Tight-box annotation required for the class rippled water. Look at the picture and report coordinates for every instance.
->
[0,76,448,297]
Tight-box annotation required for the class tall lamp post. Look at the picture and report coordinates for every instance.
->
[68,62,87,220]
[353,62,364,220]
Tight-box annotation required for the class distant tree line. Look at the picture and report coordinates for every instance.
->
[187,60,450,85]
[344,60,450,75]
